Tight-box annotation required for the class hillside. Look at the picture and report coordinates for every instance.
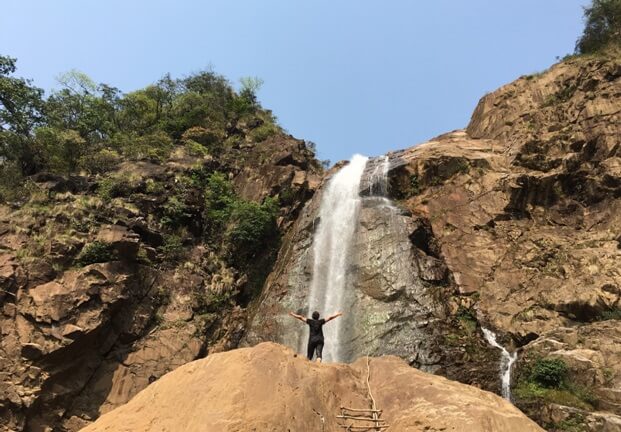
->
[82,342,543,432]
[0,65,322,431]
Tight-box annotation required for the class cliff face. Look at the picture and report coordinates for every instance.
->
[0,129,321,431]
[246,54,621,431]
[1,52,619,432]
[82,342,544,432]
[384,55,621,430]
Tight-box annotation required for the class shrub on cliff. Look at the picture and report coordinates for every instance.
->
[76,241,116,266]
[226,197,279,262]
[576,0,621,54]
[203,171,236,237]
[515,357,597,412]
[531,358,568,388]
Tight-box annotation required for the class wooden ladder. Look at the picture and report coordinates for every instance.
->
[337,406,389,431]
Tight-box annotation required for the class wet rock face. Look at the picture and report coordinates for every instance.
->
[244,158,465,372]
[348,199,442,368]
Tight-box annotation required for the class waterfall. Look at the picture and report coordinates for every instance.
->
[368,155,390,196]
[306,154,369,362]
[482,327,517,400]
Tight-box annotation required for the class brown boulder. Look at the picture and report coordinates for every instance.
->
[96,225,140,261]
[82,343,543,432]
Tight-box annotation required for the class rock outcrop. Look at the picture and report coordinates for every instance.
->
[82,342,543,432]
[0,132,321,431]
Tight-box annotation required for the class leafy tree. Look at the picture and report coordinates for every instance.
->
[0,55,286,204]
[45,70,118,143]
[576,0,621,53]
[239,76,264,107]
[76,241,116,266]
[79,148,120,174]
[117,89,161,133]
[0,55,45,174]
[117,75,177,134]
[174,70,234,135]
[228,76,264,118]
[121,130,173,162]
[35,127,86,173]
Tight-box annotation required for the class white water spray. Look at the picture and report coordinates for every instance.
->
[306,154,369,362]
[368,155,390,196]
[482,327,517,400]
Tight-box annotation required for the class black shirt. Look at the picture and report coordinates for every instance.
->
[306,318,326,341]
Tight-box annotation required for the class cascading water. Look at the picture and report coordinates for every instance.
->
[242,151,441,368]
[305,154,369,362]
[367,155,390,196]
[482,327,518,400]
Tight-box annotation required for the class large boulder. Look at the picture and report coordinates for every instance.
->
[82,342,543,432]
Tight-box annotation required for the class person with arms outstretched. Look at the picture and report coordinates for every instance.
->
[289,310,343,363]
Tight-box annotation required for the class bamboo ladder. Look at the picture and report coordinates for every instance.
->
[336,355,389,431]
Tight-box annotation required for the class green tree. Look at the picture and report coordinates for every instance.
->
[117,89,161,133]
[35,127,87,174]
[576,0,621,53]
[0,55,45,174]
[239,76,264,107]
[45,70,118,143]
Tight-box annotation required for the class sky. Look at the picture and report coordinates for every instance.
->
[2,0,589,164]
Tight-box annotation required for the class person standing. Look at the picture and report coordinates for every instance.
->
[289,310,343,362]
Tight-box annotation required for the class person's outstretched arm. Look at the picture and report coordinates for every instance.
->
[288,311,307,323]
[325,312,343,323]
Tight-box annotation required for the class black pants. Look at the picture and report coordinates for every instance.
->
[307,339,324,360]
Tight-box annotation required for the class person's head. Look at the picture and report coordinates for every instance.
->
[312,311,320,320]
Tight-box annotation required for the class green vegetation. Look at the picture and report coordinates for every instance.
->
[543,85,578,107]
[456,306,477,335]
[409,174,421,196]
[0,55,281,203]
[531,358,568,388]
[226,197,279,262]
[597,308,621,320]
[576,0,621,54]
[194,289,235,314]
[97,174,129,201]
[161,195,191,228]
[76,241,116,266]
[202,171,279,264]
[203,171,236,237]
[515,357,597,411]
[159,234,185,261]
[551,414,588,432]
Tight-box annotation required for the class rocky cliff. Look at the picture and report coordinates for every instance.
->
[82,342,544,432]
[1,51,620,432]
[0,126,322,431]
[245,53,621,431]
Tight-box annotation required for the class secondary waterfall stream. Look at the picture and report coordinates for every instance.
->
[482,328,517,400]
[305,154,369,362]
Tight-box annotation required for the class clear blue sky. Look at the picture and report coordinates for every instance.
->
[2,0,589,163]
